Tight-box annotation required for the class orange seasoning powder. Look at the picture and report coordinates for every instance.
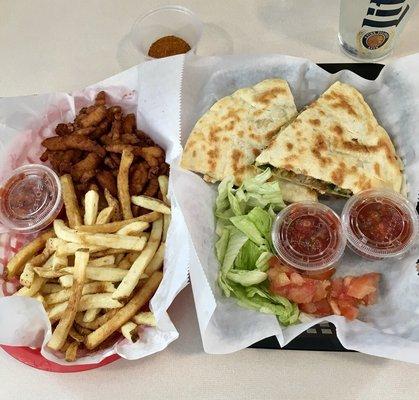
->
[148,35,191,58]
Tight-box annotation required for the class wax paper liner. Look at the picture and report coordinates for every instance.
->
[0,55,190,365]
[172,53,419,363]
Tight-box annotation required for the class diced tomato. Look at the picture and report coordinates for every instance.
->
[336,298,359,321]
[300,299,332,316]
[268,257,297,274]
[302,268,336,281]
[289,272,305,285]
[346,273,380,300]
[268,257,380,321]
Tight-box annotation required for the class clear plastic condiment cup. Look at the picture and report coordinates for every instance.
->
[272,202,347,273]
[341,189,418,260]
[130,5,203,60]
[0,164,62,234]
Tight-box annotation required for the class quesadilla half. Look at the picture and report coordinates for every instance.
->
[181,79,318,202]
[256,81,404,196]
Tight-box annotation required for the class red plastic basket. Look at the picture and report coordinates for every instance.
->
[1,345,119,372]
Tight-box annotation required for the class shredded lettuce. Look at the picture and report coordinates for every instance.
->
[214,168,299,326]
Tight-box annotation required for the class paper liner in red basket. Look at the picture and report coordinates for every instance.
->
[0,56,188,369]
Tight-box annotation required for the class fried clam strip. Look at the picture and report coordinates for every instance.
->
[75,211,160,233]
[42,135,105,157]
[48,293,123,322]
[6,230,55,278]
[113,218,163,300]
[85,271,162,350]
[60,175,83,228]
[48,250,89,351]
[44,282,115,305]
[118,149,135,219]
[54,219,147,252]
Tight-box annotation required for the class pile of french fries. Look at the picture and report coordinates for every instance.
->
[6,155,170,361]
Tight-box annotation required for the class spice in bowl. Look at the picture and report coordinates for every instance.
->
[148,35,191,58]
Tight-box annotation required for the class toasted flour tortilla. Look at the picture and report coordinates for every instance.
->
[256,81,404,196]
[181,79,317,202]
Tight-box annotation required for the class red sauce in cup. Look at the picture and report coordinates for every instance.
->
[342,189,418,259]
[272,202,346,272]
[0,164,62,234]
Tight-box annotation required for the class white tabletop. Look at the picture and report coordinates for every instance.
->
[1,1,419,399]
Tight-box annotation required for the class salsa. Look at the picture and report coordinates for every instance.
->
[0,165,62,233]
[342,189,418,259]
[272,202,346,272]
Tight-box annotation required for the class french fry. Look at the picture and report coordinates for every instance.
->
[145,242,165,275]
[85,271,162,350]
[42,283,63,294]
[121,321,138,342]
[33,294,46,307]
[65,341,79,362]
[162,214,170,242]
[90,248,127,258]
[6,230,54,278]
[75,212,161,233]
[54,219,147,251]
[157,175,169,204]
[75,309,118,330]
[45,282,115,305]
[74,324,92,336]
[116,221,149,236]
[61,266,142,282]
[84,190,100,225]
[104,189,122,222]
[48,250,89,351]
[69,328,85,343]
[132,311,156,327]
[117,149,134,219]
[51,239,105,256]
[20,263,35,288]
[131,196,171,215]
[14,275,46,297]
[87,255,115,267]
[34,266,66,279]
[60,174,83,228]
[95,206,114,225]
[113,219,162,300]
[49,293,122,322]
[59,274,74,288]
[52,254,68,270]
[83,308,101,323]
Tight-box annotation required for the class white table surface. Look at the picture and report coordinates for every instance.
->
[1,1,419,399]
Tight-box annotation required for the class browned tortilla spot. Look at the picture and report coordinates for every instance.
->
[374,163,381,176]
[329,92,357,117]
[309,118,321,127]
[265,129,277,141]
[284,155,297,163]
[252,148,261,157]
[333,125,343,136]
[209,127,221,143]
[315,134,327,152]
[222,137,230,143]
[253,109,263,117]
[222,109,241,122]
[296,131,302,138]
[249,133,259,141]
[254,87,286,104]
[286,143,293,151]
[192,150,197,158]
[225,121,235,131]
[331,162,346,186]
[282,164,293,171]
[238,131,244,138]
[319,110,325,116]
